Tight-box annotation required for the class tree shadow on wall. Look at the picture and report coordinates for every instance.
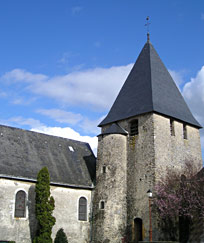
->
[28,185,37,241]
[158,217,179,241]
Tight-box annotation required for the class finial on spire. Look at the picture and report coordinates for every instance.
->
[145,16,151,42]
[147,32,150,42]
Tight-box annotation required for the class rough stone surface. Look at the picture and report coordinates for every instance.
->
[153,113,202,176]
[92,134,127,243]
[120,113,156,242]
[0,178,92,243]
[92,112,203,242]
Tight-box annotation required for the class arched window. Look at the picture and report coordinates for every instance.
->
[78,197,87,221]
[15,190,26,218]
[130,119,139,136]
[99,200,105,210]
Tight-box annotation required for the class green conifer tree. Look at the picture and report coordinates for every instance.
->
[54,228,68,243]
[33,167,56,243]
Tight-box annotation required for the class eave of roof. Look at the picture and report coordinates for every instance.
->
[98,123,128,136]
[0,174,94,190]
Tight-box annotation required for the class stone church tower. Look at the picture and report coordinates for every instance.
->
[92,37,203,242]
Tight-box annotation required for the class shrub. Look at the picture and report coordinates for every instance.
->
[54,228,68,243]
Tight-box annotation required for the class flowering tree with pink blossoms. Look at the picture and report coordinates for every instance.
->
[153,162,204,241]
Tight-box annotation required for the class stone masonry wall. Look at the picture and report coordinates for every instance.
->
[153,113,203,178]
[93,112,202,242]
[153,113,203,241]
[94,112,203,242]
[0,179,35,243]
[92,134,127,243]
[119,113,202,241]
[0,178,92,243]
[118,113,156,242]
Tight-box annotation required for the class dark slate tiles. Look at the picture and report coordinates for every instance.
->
[99,123,127,136]
[0,125,96,188]
[99,41,201,128]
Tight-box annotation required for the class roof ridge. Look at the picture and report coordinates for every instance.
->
[0,124,89,145]
[148,42,154,111]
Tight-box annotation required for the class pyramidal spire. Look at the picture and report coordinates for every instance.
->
[99,41,201,128]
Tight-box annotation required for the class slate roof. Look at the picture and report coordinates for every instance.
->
[98,123,128,136]
[195,167,204,179]
[99,40,201,128]
[0,125,96,189]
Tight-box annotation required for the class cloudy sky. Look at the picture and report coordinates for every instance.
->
[0,0,204,159]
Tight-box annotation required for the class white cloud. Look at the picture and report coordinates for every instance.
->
[182,66,204,153]
[183,66,204,119]
[37,109,83,124]
[31,126,98,155]
[36,108,102,134]
[11,97,36,105]
[7,116,45,128]
[1,65,133,111]
[12,98,25,105]
[31,65,132,110]
[79,116,103,135]
[3,69,47,83]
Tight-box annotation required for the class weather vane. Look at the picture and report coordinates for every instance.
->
[145,16,151,41]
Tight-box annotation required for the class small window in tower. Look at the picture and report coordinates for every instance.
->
[183,124,187,139]
[130,119,139,136]
[99,200,105,210]
[102,165,106,174]
[170,119,175,136]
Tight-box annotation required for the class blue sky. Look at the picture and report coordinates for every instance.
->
[0,0,204,159]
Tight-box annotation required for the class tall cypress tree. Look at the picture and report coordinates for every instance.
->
[34,167,56,243]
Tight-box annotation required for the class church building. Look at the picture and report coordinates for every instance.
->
[0,125,96,242]
[92,35,203,242]
[0,35,203,243]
